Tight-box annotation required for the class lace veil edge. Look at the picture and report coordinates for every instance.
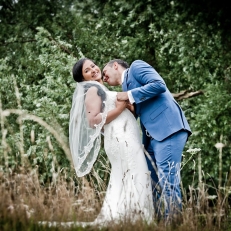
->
[69,81,107,177]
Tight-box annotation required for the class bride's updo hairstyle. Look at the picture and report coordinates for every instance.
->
[72,57,106,111]
[72,57,94,82]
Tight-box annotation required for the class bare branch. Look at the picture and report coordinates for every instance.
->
[172,90,204,100]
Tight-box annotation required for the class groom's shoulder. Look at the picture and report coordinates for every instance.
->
[130,60,151,69]
[131,59,146,65]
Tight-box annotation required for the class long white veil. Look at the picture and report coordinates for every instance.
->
[69,81,108,177]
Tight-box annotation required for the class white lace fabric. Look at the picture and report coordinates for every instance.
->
[95,91,154,223]
[69,81,107,177]
[69,84,154,224]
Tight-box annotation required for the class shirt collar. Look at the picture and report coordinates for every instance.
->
[121,70,126,84]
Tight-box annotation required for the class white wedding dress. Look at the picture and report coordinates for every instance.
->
[40,87,154,228]
[92,91,154,225]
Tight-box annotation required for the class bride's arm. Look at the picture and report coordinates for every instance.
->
[85,87,102,128]
[105,99,127,124]
[85,87,127,127]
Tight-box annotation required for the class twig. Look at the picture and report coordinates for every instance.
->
[0,109,72,162]
[172,90,204,100]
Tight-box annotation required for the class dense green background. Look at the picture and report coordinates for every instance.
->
[0,0,230,191]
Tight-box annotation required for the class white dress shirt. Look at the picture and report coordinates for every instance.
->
[121,70,135,104]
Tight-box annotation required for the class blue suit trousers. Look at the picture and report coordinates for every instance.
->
[145,130,188,220]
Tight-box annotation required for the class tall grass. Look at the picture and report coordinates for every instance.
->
[0,151,231,231]
[0,91,231,230]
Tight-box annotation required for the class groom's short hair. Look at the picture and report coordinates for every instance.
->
[104,59,129,69]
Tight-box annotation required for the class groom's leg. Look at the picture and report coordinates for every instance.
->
[145,142,159,188]
[150,130,188,221]
[145,143,162,218]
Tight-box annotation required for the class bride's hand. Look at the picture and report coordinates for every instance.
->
[115,99,127,112]
[104,100,127,125]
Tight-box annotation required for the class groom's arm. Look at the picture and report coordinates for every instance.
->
[129,60,166,104]
[117,91,134,103]
[117,60,166,104]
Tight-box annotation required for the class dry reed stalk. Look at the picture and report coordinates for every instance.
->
[0,99,9,168]
[0,105,105,224]
[1,109,72,162]
[0,167,230,230]
[12,75,28,167]
[214,138,226,229]
[0,166,101,223]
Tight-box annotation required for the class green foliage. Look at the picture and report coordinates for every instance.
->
[0,26,76,181]
[0,0,231,190]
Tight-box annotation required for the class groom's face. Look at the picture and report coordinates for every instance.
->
[102,63,120,86]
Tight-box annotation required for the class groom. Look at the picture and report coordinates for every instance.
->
[102,59,191,221]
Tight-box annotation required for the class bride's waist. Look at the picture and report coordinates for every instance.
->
[104,115,135,132]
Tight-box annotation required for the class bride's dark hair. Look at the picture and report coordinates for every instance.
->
[72,57,95,82]
[72,57,106,111]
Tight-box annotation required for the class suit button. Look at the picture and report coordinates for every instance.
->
[140,97,146,101]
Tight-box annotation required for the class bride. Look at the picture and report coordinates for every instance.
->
[69,58,154,226]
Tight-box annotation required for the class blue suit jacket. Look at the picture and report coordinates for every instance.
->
[122,60,191,146]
